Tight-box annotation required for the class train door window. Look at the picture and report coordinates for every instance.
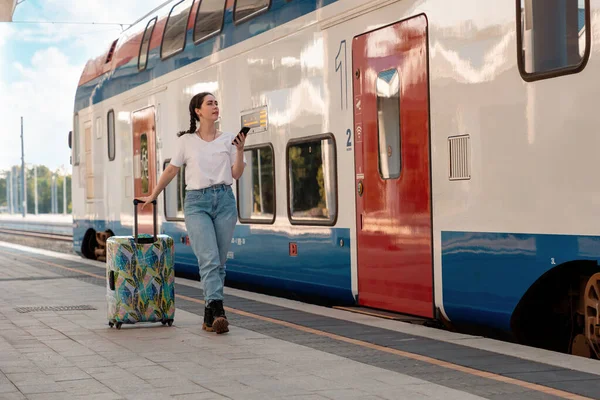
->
[194,0,226,44]
[140,133,150,194]
[237,144,275,224]
[161,0,193,59]
[517,0,590,81]
[138,17,157,71]
[287,134,337,226]
[376,69,401,180]
[163,159,186,220]
[234,0,271,24]
[73,114,80,166]
[107,110,116,161]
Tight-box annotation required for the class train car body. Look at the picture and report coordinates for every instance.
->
[71,0,600,356]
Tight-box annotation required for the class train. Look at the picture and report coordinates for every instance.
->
[70,0,600,358]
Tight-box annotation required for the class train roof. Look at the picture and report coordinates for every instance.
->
[73,0,337,114]
[77,0,235,87]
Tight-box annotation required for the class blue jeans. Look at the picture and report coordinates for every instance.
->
[184,184,237,304]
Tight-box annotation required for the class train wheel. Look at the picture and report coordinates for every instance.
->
[571,334,592,358]
[81,229,97,259]
[584,272,600,358]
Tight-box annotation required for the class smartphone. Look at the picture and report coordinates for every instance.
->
[232,126,251,145]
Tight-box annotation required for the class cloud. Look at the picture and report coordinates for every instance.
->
[0,24,14,78]
[0,47,81,172]
[0,0,167,172]
[23,0,166,47]
[0,24,13,47]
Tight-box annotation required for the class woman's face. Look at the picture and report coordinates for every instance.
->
[196,94,219,122]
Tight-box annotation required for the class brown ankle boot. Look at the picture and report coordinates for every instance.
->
[210,300,229,334]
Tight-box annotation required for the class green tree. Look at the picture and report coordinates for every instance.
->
[0,165,72,214]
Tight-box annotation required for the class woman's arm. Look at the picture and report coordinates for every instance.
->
[139,164,180,209]
[232,150,245,180]
[231,132,246,180]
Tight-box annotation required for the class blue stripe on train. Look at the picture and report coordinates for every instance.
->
[75,0,339,113]
[441,231,600,332]
[73,218,354,304]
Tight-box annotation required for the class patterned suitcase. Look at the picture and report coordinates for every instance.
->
[106,199,175,329]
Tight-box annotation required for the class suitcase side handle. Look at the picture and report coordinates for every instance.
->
[133,199,157,244]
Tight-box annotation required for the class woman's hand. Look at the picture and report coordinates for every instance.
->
[138,195,156,210]
[232,132,246,151]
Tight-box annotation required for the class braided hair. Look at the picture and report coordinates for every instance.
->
[177,92,214,137]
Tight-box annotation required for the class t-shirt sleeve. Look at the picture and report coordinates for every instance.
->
[169,136,185,168]
[230,133,247,166]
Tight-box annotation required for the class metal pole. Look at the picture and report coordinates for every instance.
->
[53,175,57,214]
[34,165,38,215]
[9,169,13,214]
[51,175,55,214]
[63,167,66,215]
[21,117,25,217]
[24,166,27,215]
[5,171,9,213]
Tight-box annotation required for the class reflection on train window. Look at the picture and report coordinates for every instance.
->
[287,136,337,225]
[138,17,156,71]
[107,110,115,162]
[376,68,401,180]
[161,0,193,59]
[164,160,186,220]
[140,133,149,194]
[237,145,275,224]
[234,0,270,23]
[194,0,226,43]
[519,0,588,77]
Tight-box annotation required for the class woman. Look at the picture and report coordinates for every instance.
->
[140,92,246,334]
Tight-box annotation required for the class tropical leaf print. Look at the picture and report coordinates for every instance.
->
[106,234,175,324]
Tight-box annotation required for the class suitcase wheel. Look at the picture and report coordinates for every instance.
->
[116,322,123,330]
[108,322,114,328]
[161,321,167,326]
[168,320,173,327]
[162,319,173,327]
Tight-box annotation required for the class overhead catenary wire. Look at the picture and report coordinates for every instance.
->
[5,21,132,31]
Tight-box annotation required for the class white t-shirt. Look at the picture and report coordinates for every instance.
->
[169,131,246,190]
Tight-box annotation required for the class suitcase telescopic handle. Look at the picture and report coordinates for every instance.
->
[133,199,158,244]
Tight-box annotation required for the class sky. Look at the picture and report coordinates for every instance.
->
[0,0,166,174]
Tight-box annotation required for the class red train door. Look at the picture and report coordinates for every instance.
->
[132,106,157,235]
[353,15,433,318]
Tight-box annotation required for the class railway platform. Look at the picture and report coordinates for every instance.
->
[1,241,600,400]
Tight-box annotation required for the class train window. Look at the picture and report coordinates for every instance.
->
[73,114,80,166]
[517,0,590,81]
[107,110,115,162]
[140,133,150,194]
[194,0,226,44]
[138,17,157,71]
[161,0,193,60]
[376,69,401,180]
[234,0,271,24]
[163,159,186,221]
[287,134,337,226]
[237,144,275,224]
